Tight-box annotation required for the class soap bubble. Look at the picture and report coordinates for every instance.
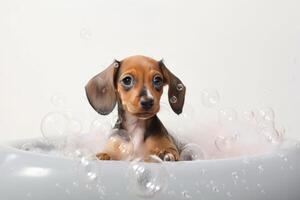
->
[170,96,177,104]
[201,89,220,107]
[113,61,119,68]
[215,133,239,152]
[181,104,195,122]
[176,83,184,91]
[106,129,134,160]
[242,110,255,121]
[260,127,282,145]
[182,190,192,198]
[255,107,276,128]
[218,108,238,125]
[258,107,275,121]
[80,28,92,40]
[90,117,111,133]
[41,112,69,139]
[51,94,66,107]
[180,143,206,161]
[127,155,169,197]
[21,143,34,151]
[67,118,82,135]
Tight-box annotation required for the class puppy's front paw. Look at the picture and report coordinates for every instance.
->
[96,152,111,160]
[153,149,179,162]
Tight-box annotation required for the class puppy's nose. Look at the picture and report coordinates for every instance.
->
[140,97,154,110]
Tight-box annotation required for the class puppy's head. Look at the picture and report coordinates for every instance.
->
[85,55,186,119]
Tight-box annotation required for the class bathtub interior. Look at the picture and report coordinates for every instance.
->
[1,137,300,200]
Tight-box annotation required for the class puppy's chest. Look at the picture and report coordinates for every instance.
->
[129,125,146,153]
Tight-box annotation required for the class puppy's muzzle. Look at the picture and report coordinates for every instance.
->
[140,97,154,110]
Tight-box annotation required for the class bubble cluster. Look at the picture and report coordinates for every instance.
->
[127,155,169,197]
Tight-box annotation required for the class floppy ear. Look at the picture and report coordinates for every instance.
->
[85,60,120,115]
[159,60,186,115]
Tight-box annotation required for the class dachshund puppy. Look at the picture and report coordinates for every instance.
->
[85,55,186,161]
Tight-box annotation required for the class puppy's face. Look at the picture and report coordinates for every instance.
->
[116,57,163,119]
[85,55,186,119]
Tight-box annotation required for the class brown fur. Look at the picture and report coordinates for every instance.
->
[85,55,186,161]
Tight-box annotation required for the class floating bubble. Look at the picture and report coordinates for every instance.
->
[260,127,282,145]
[180,143,206,161]
[182,104,195,121]
[67,119,82,135]
[201,89,220,107]
[242,110,255,121]
[182,190,192,198]
[21,143,34,151]
[176,83,184,91]
[113,62,119,68]
[212,186,219,192]
[231,172,239,180]
[80,28,92,40]
[226,191,232,197]
[86,172,97,181]
[170,96,177,104]
[215,133,239,152]
[127,155,169,197]
[258,165,264,173]
[218,108,238,124]
[51,94,66,107]
[255,107,275,123]
[41,112,69,139]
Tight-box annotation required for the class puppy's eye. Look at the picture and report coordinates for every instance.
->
[153,75,163,89]
[121,75,134,89]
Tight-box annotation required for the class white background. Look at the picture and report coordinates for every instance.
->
[0,0,300,141]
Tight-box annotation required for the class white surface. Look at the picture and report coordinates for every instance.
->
[0,0,300,141]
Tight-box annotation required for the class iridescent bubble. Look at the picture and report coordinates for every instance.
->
[127,155,169,197]
[170,96,177,104]
[218,108,238,124]
[215,133,239,152]
[41,112,69,139]
[179,143,206,161]
[201,89,220,107]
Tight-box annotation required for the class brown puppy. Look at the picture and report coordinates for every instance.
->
[85,55,186,161]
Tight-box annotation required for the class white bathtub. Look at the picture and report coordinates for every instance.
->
[0,138,299,200]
